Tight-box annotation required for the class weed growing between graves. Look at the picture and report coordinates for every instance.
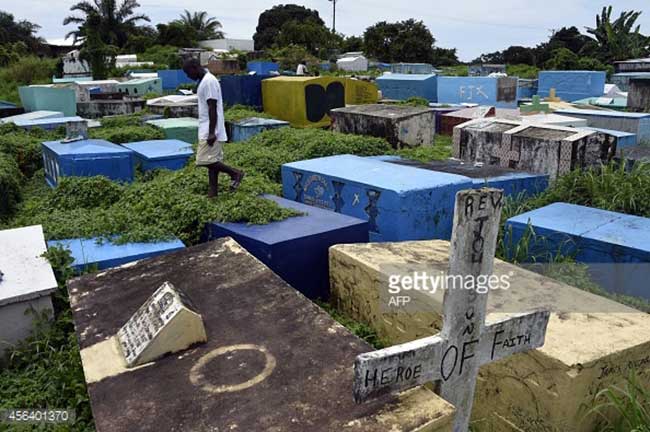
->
[317,302,385,349]
[0,247,94,432]
[0,123,62,178]
[584,372,650,432]
[89,124,165,144]
[224,104,273,122]
[392,135,452,161]
[398,97,430,107]
[0,152,22,221]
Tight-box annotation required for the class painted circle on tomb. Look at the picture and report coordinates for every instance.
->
[189,344,277,394]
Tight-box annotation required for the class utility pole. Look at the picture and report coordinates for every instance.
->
[328,0,338,32]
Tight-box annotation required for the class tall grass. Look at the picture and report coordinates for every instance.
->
[0,56,58,104]
[584,372,650,432]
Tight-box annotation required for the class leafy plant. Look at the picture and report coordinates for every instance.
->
[0,152,22,220]
[89,124,164,143]
[317,301,385,349]
[224,105,273,122]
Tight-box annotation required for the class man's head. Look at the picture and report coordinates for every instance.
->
[182,58,204,81]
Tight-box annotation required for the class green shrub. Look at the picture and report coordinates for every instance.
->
[89,124,165,144]
[98,112,149,128]
[0,124,61,178]
[49,177,124,210]
[398,96,430,107]
[0,152,22,220]
[507,64,540,79]
[224,105,273,122]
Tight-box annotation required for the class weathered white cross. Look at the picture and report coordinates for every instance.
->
[353,188,551,432]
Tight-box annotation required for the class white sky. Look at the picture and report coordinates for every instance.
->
[6,0,650,61]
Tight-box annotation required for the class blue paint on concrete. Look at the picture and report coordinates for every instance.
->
[121,139,194,171]
[376,74,437,102]
[390,63,434,74]
[281,155,472,242]
[437,76,518,108]
[41,139,134,187]
[48,237,185,271]
[537,71,606,102]
[505,203,650,299]
[157,69,194,91]
[228,117,290,142]
[581,127,637,148]
[247,61,280,75]
[13,116,84,131]
[555,108,650,143]
[204,194,368,300]
[221,74,271,108]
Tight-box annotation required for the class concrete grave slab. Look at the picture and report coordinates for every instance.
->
[376,74,437,102]
[41,139,134,187]
[145,117,198,144]
[48,237,185,271]
[226,117,289,142]
[330,104,436,148]
[121,139,194,171]
[0,225,57,352]
[329,239,650,432]
[77,99,146,119]
[439,106,495,136]
[537,71,607,102]
[69,238,455,432]
[0,110,63,124]
[205,195,368,300]
[555,108,650,144]
[282,155,472,241]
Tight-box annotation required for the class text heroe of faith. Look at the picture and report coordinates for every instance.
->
[353,188,550,432]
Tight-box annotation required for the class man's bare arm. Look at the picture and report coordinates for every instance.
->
[207,98,217,145]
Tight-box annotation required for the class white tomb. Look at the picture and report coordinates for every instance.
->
[337,56,369,72]
[0,225,58,353]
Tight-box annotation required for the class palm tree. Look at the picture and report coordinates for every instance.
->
[63,0,150,48]
[179,10,224,41]
[585,6,649,61]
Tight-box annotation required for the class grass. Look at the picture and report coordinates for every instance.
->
[583,372,650,432]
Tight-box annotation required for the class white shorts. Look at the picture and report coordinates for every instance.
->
[196,140,224,166]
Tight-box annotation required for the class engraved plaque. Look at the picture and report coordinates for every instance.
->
[117,281,206,367]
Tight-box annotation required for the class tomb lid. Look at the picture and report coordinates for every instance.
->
[214,194,368,244]
[578,212,650,255]
[507,202,624,238]
[146,117,199,128]
[512,126,579,140]
[235,117,289,127]
[284,154,471,192]
[0,225,58,306]
[42,139,133,156]
[13,116,84,127]
[121,140,194,160]
[330,239,649,366]
[555,108,650,119]
[387,158,538,179]
[581,127,636,138]
[0,111,64,124]
[68,237,452,432]
[443,106,495,119]
[376,73,436,81]
[463,119,519,132]
[47,237,185,269]
[331,104,434,117]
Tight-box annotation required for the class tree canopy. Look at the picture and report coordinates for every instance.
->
[364,19,440,64]
[253,4,327,52]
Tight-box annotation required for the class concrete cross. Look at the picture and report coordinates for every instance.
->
[520,95,551,114]
[353,188,551,432]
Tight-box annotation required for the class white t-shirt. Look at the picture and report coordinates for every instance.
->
[296,64,307,75]
[197,71,227,142]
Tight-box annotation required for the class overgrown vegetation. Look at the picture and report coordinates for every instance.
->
[0,247,94,432]
[224,104,273,122]
[317,302,385,349]
[89,124,164,143]
[0,56,57,104]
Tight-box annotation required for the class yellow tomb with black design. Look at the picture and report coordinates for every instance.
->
[262,76,378,128]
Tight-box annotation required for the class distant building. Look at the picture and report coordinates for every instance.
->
[114,54,154,69]
[62,49,91,78]
[469,64,506,77]
[199,38,255,52]
[337,55,368,72]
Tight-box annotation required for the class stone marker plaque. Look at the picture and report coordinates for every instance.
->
[117,281,206,367]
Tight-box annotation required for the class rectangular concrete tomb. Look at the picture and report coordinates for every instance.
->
[227,117,289,142]
[117,78,163,97]
[376,74,437,102]
[329,239,650,432]
[48,237,185,271]
[41,139,135,187]
[439,106,495,136]
[555,108,650,144]
[383,158,549,197]
[581,127,637,149]
[205,195,368,299]
[0,110,63,124]
[145,117,199,144]
[0,225,57,352]
[281,155,472,241]
[19,85,77,116]
[453,118,613,179]
[13,116,85,131]
[437,76,518,108]
[121,139,194,171]
[505,203,650,300]
[537,71,607,102]
[330,104,436,148]
[68,237,455,432]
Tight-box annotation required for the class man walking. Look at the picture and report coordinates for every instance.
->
[182,58,244,198]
